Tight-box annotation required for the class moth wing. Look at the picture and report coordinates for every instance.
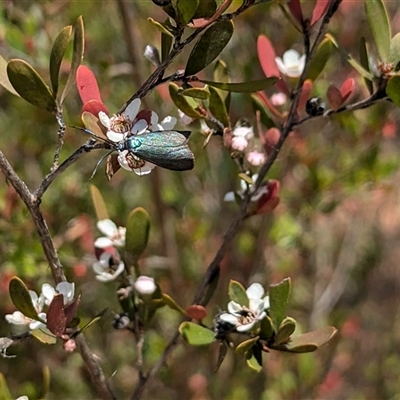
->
[132,131,195,171]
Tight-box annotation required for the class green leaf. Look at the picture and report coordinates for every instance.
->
[7,59,56,111]
[169,82,204,118]
[386,76,400,107]
[251,94,275,129]
[327,34,374,80]
[306,37,333,81]
[0,373,12,400]
[31,328,57,345]
[179,322,216,345]
[185,20,234,76]
[199,78,278,93]
[176,0,199,25]
[278,326,337,353]
[125,207,150,260]
[268,277,291,331]
[161,21,173,62]
[0,55,19,96]
[238,173,254,185]
[235,336,259,354]
[213,60,230,103]
[365,0,391,61]
[60,15,84,105]
[161,293,186,315]
[148,17,174,37]
[228,280,248,306]
[180,87,210,99]
[260,315,274,340]
[9,277,44,322]
[49,25,72,96]
[90,184,109,221]
[208,86,229,127]
[388,33,400,71]
[73,308,108,336]
[246,351,262,372]
[193,0,217,19]
[359,37,373,94]
[274,317,297,345]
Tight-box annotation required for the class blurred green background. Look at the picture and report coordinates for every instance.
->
[1,0,400,399]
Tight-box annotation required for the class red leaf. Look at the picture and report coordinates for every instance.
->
[256,180,280,215]
[326,84,342,111]
[339,78,354,103]
[76,65,103,104]
[288,0,303,23]
[297,80,313,112]
[64,294,81,326]
[186,305,207,321]
[257,35,280,78]
[46,293,67,337]
[310,0,330,26]
[263,127,280,155]
[82,100,109,116]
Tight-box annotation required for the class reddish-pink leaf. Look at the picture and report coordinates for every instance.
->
[256,180,280,215]
[263,127,281,155]
[186,305,208,320]
[76,65,102,104]
[339,78,354,103]
[64,294,81,326]
[310,0,330,26]
[326,84,342,111]
[46,293,67,337]
[82,100,108,116]
[288,0,303,23]
[297,80,313,112]
[257,35,280,78]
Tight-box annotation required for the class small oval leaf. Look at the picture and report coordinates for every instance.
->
[208,86,229,127]
[148,18,174,37]
[388,32,400,70]
[326,84,342,111]
[246,351,263,372]
[179,321,216,345]
[9,277,43,321]
[365,0,391,61]
[185,20,234,76]
[306,37,333,81]
[7,60,56,111]
[228,280,248,306]
[46,294,66,337]
[50,25,72,96]
[180,87,210,99]
[60,16,84,105]
[199,78,279,93]
[235,336,259,354]
[169,82,204,118]
[125,207,150,260]
[90,184,109,220]
[274,317,297,345]
[269,277,291,331]
[162,293,186,315]
[176,0,199,25]
[386,76,400,108]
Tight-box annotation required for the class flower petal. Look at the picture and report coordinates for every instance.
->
[97,219,118,237]
[134,276,156,295]
[125,98,141,121]
[133,162,156,176]
[219,313,239,325]
[227,301,243,314]
[42,283,56,305]
[94,237,114,248]
[159,116,177,131]
[98,111,111,129]
[56,282,75,304]
[132,119,148,135]
[107,131,126,143]
[236,320,256,332]
[5,311,29,325]
[246,283,265,299]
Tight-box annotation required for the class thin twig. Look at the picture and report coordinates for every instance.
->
[52,108,66,172]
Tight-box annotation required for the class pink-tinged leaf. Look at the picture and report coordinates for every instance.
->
[64,294,81,326]
[326,85,342,111]
[339,78,354,103]
[186,305,207,320]
[46,294,67,337]
[76,65,102,104]
[288,0,303,24]
[297,79,313,112]
[189,0,233,28]
[82,100,108,117]
[310,0,330,26]
[263,127,281,155]
[257,35,280,77]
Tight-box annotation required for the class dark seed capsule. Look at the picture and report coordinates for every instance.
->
[151,0,171,5]
[305,97,325,116]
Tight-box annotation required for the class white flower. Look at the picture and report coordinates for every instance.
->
[270,93,287,106]
[275,50,306,78]
[99,99,146,143]
[247,150,266,166]
[42,282,75,306]
[16,396,29,400]
[134,276,157,295]
[178,109,194,126]
[150,112,177,131]
[219,283,270,332]
[93,259,125,282]
[224,174,269,202]
[231,124,254,151]
[96,219,126,247]
[231,136,249,151]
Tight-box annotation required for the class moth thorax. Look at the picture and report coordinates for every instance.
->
[125,152,146,169]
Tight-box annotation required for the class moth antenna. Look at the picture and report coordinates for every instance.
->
[89,149,114,181]
[71,125,114,145]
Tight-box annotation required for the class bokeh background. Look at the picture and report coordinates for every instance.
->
[1,0,400,399]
